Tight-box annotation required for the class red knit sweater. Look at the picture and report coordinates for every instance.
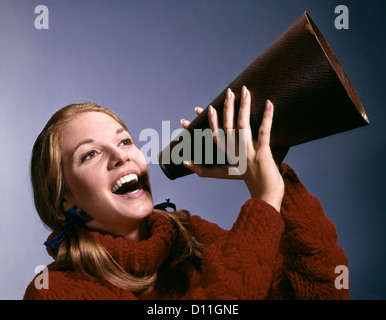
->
[23,164,349,300]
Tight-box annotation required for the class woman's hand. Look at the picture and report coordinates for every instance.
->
[181,86,284,212]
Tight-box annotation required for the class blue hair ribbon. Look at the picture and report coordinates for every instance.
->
[44,201,175,255]
[44,208,84,255]
[154,198,176,212]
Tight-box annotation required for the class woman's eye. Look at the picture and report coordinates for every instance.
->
[120,138,133,146]
[81,150,98,162]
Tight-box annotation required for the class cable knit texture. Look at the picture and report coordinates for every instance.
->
[23,164,349,300]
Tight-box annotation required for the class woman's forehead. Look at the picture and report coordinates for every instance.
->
[60,112,129,151]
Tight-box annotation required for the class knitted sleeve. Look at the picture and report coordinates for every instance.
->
[189,214,228,246]
[278,164,349,300]
[185,198,285,299]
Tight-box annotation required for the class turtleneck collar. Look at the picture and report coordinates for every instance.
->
[91,212,177,275]
[47,212,177,275]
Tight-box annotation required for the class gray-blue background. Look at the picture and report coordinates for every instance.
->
[1,0,385,299]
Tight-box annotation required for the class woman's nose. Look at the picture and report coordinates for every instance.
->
[108,146,129,169]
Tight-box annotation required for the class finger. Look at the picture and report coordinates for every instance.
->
[180,118,190,129]
[237,86,254,152]
[195,106,204,116]
[238,86,251,130]
[208,105,225,149]
[208,105,220,134]
[223,88,235,133]
[257,99,274,148]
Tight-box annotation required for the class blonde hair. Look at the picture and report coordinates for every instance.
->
[31,103,206,296]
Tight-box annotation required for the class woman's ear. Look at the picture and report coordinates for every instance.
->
[61,195,75,212]
[62,183,77,211]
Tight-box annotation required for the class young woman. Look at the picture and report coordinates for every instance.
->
[24,86,349,299]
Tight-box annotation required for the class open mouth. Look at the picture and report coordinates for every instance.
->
[111,173,143,195]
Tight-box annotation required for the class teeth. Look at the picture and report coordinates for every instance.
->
[127,189,139,195]
[111,173,138,193]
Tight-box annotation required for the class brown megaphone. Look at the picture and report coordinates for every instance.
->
[158,11,369,180]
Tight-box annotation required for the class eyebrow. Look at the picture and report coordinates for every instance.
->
[71,127,127,157]
[71,139,94,157]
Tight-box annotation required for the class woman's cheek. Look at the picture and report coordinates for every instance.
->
[136,148,148,167]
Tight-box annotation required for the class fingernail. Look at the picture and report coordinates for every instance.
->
[242,86,248,98]
[180,118,186,125]
[226,88,232,99]
[266,100,272,110]
[209,105,214,115]
[183,160,192,167]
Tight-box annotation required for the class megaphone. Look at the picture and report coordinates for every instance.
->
[158,12,369,180]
